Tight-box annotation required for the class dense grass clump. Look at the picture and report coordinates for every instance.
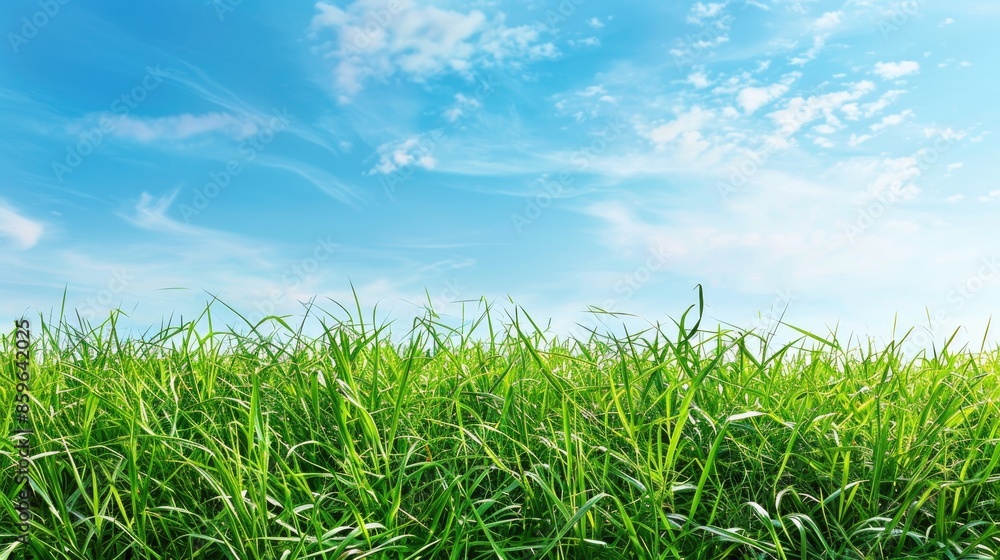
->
[2,295,999,559]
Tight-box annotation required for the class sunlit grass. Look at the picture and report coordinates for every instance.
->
[2,291,999,559]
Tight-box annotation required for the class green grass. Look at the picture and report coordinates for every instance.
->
[2,292,999,559]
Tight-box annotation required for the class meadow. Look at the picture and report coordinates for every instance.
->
[2,293,999,559]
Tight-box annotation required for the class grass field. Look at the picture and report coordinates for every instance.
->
[2,293,999,559]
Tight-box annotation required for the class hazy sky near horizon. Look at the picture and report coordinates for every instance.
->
[1,0,998,349]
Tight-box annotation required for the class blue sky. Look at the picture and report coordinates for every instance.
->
[1,0,997,350]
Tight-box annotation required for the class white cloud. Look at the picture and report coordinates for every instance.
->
[814,136,833,148]
[849,133,872,146]
[579,162,962,324]
[944,194,964,202]
[790,35,826,66]
[737,83,789,114]
[841,103,861,121]
[711,72,752,95]
[443,93,481,122]
[311,1,556,99]
[569,37,601,47]
[870,109,913,132]
[368,136,438,175]
[978,189,1000,202]
[125,191,196,235]
[924,126,967,141]
[78,112,260,142]
[873,61,920,80]
[119,191,292,261]
[947,162,964,172]
[861,89,906,118]
[687,71,711,88]
[551,84,619,120]
[691,35,729,50]
[768,81,876,137]
[633,107,722,165]
[640,106,713,151]
[0,201,43,249]
[587,17,605,29]
[121,190,247,238]
[479,22,558,62]
[814,11,842,30]
[687,2,726,24]
[938,18,955,27]
[578,85,607,97]
[866,156,921,199]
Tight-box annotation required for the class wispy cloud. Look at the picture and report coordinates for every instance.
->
[787,11,842,67]
[117,190,282,265]
[148,59,344,160]
[255,156,366,207]
[858,89,906,119]
[870,109,914,133]
[0,201,44,250]
[73,112,261,142]
[121,190,205,236]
